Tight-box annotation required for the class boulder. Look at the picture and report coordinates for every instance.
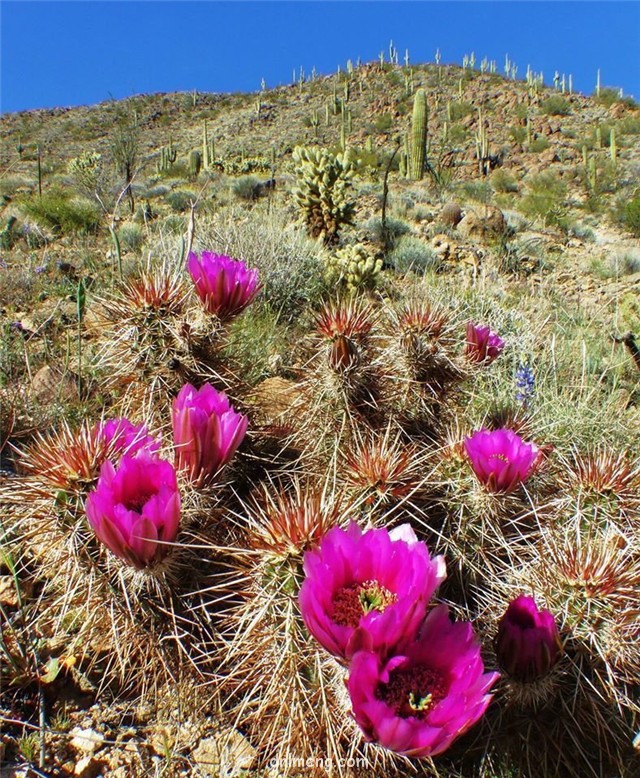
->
[439,202,463,227]
[457,206,507,240]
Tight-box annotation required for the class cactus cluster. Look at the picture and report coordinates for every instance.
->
[291,145,357,243]
[325,242,383,292]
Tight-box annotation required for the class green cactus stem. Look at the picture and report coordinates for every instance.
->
[409,88,428,180]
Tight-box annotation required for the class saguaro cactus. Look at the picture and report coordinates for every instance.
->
[409,88,428,180]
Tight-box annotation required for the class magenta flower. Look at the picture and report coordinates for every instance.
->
[465,322,504,364]
[92,417,160,460]
[86,451,181,569]
[172,383,248,486]
[496,595,562,683]
[298,522,446,662]
[464,428,539,493]
[187,251,260,320]
[348,605,499,758]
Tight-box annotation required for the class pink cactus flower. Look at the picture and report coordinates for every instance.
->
[172,383,248,486]
[465,322,505,364]
[187,251,260,320]
[92,417,160,460]
[464,428,539,493]
[348,604,499,758]
[496,595,562,682]
[298,522,446,662]
[86,451,181,569]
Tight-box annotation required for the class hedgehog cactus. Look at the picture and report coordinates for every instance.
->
[291,145,357,244]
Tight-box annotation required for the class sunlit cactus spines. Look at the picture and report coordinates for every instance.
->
[347,605,499,757]
[86,451,181,570]
[172,382,247,487]
[495,595,562,683]
[187,250,261,321]
[298,522,446,662]
[465,428,540,493]
[465,321,505,364]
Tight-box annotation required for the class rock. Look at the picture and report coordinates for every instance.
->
[73,755,103,778]
[70,727,105,754]
[192,730,256,777]
[30,365,79,404]
[439,202,463,227]
[457,206,507,240]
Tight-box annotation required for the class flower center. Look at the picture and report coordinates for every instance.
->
[379,665,448,719]
[489,453,510,464]
[122,490,154,513]
[332,579,397,627]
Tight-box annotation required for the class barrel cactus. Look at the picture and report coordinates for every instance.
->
[291,146,357,244]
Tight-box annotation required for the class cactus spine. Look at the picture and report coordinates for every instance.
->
[409,88,428,180]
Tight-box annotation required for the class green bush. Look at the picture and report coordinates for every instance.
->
[364,216,411,247]
[616,193,640,237]
[165,190,196,212]
[528,137,550,153]
[447,124,469,145]
[118,222,144,252]
[491,169,519,193]
[448,101,474,121]
[541,96,571,116]
[509,127,527,145]
[386,236,439,275]
[20,191,100,235]
[520,173,567,227]
[232,176,261,201]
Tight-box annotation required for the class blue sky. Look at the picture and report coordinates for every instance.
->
[1,1,639,114]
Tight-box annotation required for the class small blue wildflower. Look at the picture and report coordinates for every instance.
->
[515,363,535,404]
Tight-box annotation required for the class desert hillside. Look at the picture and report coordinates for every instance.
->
[1,59,639,778]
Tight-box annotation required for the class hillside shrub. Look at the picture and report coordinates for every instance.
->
[528,137,550,153]
[541,96,571,116]
[386,236,440,275]
[520,173,567,227]
[232,176,261,201]
[20,191,100,235]
[166,190,196,213]
[615,193,640,237]
[491,169,519,193]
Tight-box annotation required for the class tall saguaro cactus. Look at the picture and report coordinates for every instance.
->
[409,88,428,180]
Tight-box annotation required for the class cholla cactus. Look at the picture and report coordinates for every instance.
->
[325,242,382,292]
[291,146,357,243]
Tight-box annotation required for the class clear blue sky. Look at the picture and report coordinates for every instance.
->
[1,1,639,114]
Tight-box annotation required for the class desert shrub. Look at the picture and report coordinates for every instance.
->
[448,124,469,145]
[373,113,393,133]
[20,191,100,235]
[528,137,550,153]
[165,190,196,213]
[448,101,474,121]
[596,87,636,109]
[509,127,527,145]
[459,181,492,203]
[118,223,144,253]
[364,216,411,247]
[617,115,640,135]
[520,173,567,226]
[541,96,571,116]
[386,236,439,275]
[201,207,328,317]
[232,176,261,201]
[491,169,519,193]
[615,193,640,237]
